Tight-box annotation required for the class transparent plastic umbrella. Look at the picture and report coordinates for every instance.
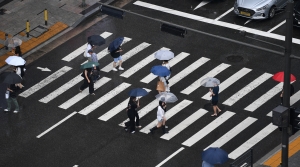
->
[154,50,174,60]
[4,37,22,48]
[201,77,220,87]
[155,92,178,103]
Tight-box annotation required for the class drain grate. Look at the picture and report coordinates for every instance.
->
[226,55,244,63]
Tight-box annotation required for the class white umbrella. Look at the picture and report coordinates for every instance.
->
[201,77,220,87]
[155,92,178,103]
[5,56,26,66]
[154,50,174,60]
[4,37,22,48]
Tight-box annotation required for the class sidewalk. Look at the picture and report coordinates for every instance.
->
[255,130,300,167]
[0,0,111,69]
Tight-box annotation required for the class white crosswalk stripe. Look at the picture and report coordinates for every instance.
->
[202,68,252,100]
[204,117,257,150]
[181,63,231,95]
[19,66,72,98]
[140,100,193,134]
[228,123,277,159]
[39,74,83,103]
[245,83,283,112]
[140,52,191,84]
[62,32,112,62]
[58,77,111,109]
[98,88,151,121]
[120,47,170,78]
[223,73,273,106]
[160,108,208,140]
[182,111,235,147]
[101,42,151,72]
[78,82,131,115]
[81,37,132,65]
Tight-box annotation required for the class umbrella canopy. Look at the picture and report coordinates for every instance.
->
[3,73,22,84]
[128,88,148,97]
[154,50,174,60]
[5,56,26,66]
[80,62,99,69]
[151,65,171,77]
[5,37,22,47]
[202,147,228,165]
[155,92,178,103]
[87,35,105,46]
[201,77,220,87]
[272,71,296,82]
[108,37,124,52]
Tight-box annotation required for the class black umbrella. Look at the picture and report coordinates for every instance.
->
[87,35,105,46]
[3,73,22,84]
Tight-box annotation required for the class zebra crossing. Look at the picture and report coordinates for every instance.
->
[23,31,300,160]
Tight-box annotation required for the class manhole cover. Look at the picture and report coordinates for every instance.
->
[226,55,244,62]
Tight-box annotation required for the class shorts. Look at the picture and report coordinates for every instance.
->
[113,56,122,62]
[212,100,218,106]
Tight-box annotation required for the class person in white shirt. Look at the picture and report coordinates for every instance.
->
[150,98,169,134]
[85,43,95,62]
[162,60,171,79]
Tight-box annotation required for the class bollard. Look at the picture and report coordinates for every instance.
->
[80,0,87,7]
[5,33,8,50]
[44,9,48,26]
[26,20,30,38]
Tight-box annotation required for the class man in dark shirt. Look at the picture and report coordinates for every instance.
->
[110,47,124,71]
[210,83,221,117]
[5,84,20,113]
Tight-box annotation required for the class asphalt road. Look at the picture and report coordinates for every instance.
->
[1,0,300,166]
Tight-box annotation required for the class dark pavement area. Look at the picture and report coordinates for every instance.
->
[1,0,300,167]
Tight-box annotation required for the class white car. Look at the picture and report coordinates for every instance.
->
[234,0,287,19]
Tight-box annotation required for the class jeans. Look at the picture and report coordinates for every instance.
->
[6,97,19,111]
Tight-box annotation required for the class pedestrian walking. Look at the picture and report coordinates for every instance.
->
[158,76,170,93]
[149,98,169,134]
[4,84,21,113]
[210,83,221,117]
[124,96,139,133]
[79,67,95,95]
[84,43,95,62]
[111,46,124,71]
[13,66,24,89]
[12,43,22,57]
[162,60,171,80]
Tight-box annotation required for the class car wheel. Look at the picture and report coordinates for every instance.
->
[268,6,276,19]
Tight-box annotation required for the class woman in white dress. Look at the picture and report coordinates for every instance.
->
[149,98,168,134]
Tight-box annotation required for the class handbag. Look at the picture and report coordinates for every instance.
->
[5,90,9,99]
[156,81,165,92]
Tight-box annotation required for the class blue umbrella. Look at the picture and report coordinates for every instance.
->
[108,37,124,52]
[151,65,170,77]
[128,88,148,97]
[202,147,228,165]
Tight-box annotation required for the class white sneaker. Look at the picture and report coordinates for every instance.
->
[165,126,168,129]
[112,68,118,71]
[13,110,18,113]
[4,109,9,112]
[118,67,124,70]
[131,131,135,134]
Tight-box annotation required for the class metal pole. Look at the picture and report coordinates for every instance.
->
[5,33,8,50]
[26,20,30,38]
[44,9,48,26]
[282,1,294,167]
